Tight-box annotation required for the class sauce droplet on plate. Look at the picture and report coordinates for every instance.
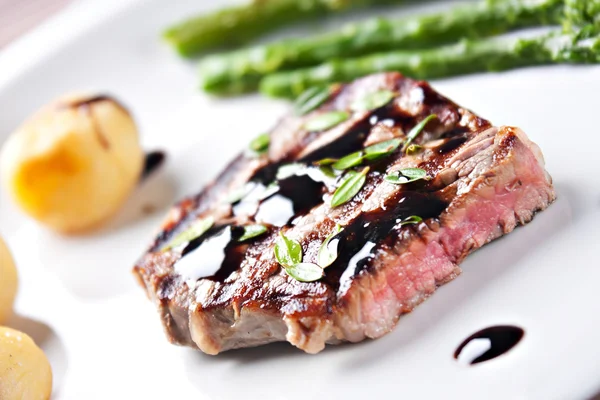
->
[454,325,525,366]
[141,151,166,180]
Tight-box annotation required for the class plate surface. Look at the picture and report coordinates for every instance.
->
[1,1,600,399]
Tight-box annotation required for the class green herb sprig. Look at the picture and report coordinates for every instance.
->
[384,167,430,185]
[317,224,343,268]
[294,86,333,116]
[304,110,349,131]
[350,89,395,112]
[238,224,268,242]
[249,133,270,155]
[398,215,423,227]
[402,114,437,152]
[274,232,323,282]
[161,216,214,251]
[330,166,369,208]
[331,138,402,170]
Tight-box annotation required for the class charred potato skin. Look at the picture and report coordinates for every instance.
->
[0,95,144,233]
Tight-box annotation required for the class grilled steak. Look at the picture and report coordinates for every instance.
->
[133,72,555,354]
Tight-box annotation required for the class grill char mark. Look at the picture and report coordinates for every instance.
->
[132,72,554,354]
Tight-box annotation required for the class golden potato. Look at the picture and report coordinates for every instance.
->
[0,236,18,324]
[0,326,52,400]
[0,94,144,233]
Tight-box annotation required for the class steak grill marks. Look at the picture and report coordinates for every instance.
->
[133,72,554,354]
[152,75,486,282]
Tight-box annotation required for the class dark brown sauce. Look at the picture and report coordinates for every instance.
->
[440,126,470,139]
[454,326,525,365]
[141,151,166,180]
[436,135,468,154]
[297,102,420,165]
[162,86,483,283]
[176,225,252,282]
[235,164,330,226]
[256,175,324,226]
[325,191,448,290]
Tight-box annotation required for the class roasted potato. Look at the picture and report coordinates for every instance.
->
[0,236,18,324]
[0,94,144,233]
[0,326,52,400]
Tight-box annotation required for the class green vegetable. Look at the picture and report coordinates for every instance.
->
[350,89,395,112]
[274,232,303,267]
[314,158,339,166]
[238,224,268,241]
[293,86,334,115]
[563,0,600,30]
[364,138,402,160]
[165,0,405,58]
[332,138,402,170]
[384,167,429,184]
[331,167,370,207]
[403,114,437,151]
[304,111,349,131]
[274,232,324,282]
[161,216,214,251]
[318,165,338,179]
[249,133,269,155]
[285,262,324,282]
[332,151,364,170]
[260,28,600,98]
[198,0,564,94]
[317,224,343,268]
[398,215,423,227]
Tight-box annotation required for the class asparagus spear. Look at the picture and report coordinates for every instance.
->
[259,28,600,98]
[164,0,404,57]
[563,0,600,29]
[199,0,564,95]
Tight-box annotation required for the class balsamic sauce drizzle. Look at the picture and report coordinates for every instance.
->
[326,191,448,291]
[176,224,261,282]
[172,93,474,285]
[454,326,525,365]
[436,135,468,154]
[141,151,166,180]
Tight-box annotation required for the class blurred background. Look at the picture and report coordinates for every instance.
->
[0,0,70,48]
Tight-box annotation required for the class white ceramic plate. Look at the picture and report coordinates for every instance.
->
[1,1,600,399]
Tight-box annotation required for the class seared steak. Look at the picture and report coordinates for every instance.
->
[133,72,555,354]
